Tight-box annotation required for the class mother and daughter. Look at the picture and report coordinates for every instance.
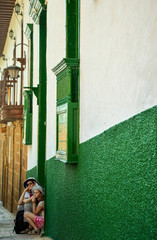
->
[16,177,44,235]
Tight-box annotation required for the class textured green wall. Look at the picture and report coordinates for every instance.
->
[27,106,157,240]
[26,165,38,181]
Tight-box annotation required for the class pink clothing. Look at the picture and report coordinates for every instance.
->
[35,216,44,229]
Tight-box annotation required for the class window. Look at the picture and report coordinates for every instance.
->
[52,0,80,163]
[23,90,32,145]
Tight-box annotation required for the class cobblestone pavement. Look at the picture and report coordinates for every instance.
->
[0,202,52,240]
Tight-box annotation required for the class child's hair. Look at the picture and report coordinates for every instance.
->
[32,185,44,196]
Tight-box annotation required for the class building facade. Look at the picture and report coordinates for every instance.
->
[0,0,29,214]
[0,0,157,239]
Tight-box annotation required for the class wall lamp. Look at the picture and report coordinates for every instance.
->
[8,1,25,105]
[9,29,16,40]
[15,2,23,15]
[9,28,26,67]
[1,54,7,61]
[7,65,21,79]
[8,27,26,79]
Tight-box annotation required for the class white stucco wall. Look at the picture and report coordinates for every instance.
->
[1,0,31,106]
[22,0,39,170]
[80,0,157,142]
[0,0,37,170]
[46,0,66,160]
[3,0,157,164]
[23,0,31,90]
[27,24,39,170]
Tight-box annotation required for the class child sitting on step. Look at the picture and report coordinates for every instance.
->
[24,185,44,235]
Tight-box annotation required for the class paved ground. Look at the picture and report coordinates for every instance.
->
[0,202,52,240]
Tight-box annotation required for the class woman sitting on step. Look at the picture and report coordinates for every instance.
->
[17,177,39,214]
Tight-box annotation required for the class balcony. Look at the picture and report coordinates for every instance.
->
[0,68,23,123]
[0,105,23,122]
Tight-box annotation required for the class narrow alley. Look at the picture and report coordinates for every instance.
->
[0,1,156,239]
[0,202,51,240]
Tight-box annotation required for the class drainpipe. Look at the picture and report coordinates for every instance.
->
[37,8,47,187]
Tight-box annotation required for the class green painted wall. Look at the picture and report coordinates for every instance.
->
[27,106,157,240]
[26,165,38,181]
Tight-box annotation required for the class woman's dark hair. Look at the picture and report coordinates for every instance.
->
[27,180,35,186]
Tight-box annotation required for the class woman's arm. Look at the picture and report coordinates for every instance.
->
[32,197,43,215]
[23,196,33,204]
[18,188,28,205]
[33,204,43,216]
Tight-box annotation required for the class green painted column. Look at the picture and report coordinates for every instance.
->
[66,0,79,58]
[30,29,33,87]
[38,8,47,187]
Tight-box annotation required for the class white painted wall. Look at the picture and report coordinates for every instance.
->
[80,0,157,142]
[4,0,156,166]
[27,24,39,170]
[2,0,31,106]
[0,0,38,169]
[22,0,39,170]
[23,0,32,90]
[46,0,66,160]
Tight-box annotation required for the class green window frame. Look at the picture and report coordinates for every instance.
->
[28,0,42,24]
[23,24,34,145]
[56,102,78,163]
[52,0,80,163]
[53,59,79,163]
[23,90,32,145]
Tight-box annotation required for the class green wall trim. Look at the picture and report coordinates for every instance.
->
[24,24,33,40]
[51,0,80,165]
[66,0,79,58]
[23,90,33,145]
[38,9,47,187]
[23,23,33,145]
[52,58,79,105]
[26,165,38,181]
[52,58,79,75]
[39,0,45,4]
[30,25,33,88]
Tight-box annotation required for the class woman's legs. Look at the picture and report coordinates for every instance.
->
[24,212,38,230]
